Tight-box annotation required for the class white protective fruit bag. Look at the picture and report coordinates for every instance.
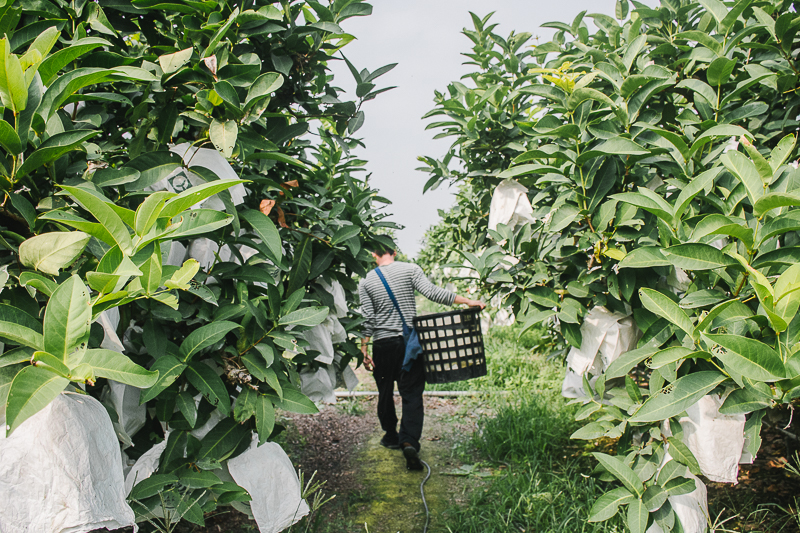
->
[0,392,136,533]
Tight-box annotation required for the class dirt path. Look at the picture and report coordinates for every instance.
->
[284,394,492,533]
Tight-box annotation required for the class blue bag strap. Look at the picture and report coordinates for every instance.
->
[374,267,408,329]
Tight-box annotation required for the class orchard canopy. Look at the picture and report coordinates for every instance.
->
[0,0,398,529]
[0,0,798,532]
[419,0,800,531]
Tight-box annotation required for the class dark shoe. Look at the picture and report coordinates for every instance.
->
[402,443,423,471]
[380,434,401,450]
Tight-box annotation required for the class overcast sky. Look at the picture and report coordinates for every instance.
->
[328,1,644,258]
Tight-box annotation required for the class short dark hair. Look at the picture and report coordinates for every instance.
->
[372,244,395,256]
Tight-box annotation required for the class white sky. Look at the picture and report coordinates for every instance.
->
[328,1,646,257]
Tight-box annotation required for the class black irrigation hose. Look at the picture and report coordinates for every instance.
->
[420,459,432,533]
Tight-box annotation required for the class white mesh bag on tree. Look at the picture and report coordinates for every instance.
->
[0,392,136,533]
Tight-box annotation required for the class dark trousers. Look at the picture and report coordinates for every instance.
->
[372,335,426,451]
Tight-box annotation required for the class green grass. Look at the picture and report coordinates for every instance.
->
[429,325,624,533]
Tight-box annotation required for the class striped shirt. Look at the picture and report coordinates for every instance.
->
[359,261,456,340]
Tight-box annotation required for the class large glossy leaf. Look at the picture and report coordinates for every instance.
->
[209,119,237,158]
[38,37,111,85]
[17,130,98,178]
[125,151,183,190]
[239,210,282,263]
[588,487,635,522]
[719,387,771,414]
[627,498,648,533]
[186,361,231,415]
[159,180,246,220]
[0,321,43,349]
[639,288,694,338]
[83,349,158,388]
[61,186,132,254]
[618,247,671,268]
[269,388,318,414]
[592,452,643,496]
[255,394,275,444]
[629,371,727,422]
[37,68,112,120]
[721,150,764,205]
[703,334,785,381]
[197,416,249,462]
[140,355,186,403]
[5,365,69,435]
[278,306,328,327]
[662,243,737,271]
[179,321,240,362]
[43,275,90,362]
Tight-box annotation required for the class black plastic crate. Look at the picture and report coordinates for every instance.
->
[413,308,486,384]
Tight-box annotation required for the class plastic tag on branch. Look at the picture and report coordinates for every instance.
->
[488,179,534,233]
[228,437,310,533]
[664,394,746,484]
[562,306,639,398]
[0,393,136,533]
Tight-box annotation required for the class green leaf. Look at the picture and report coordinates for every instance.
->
[43,275,90,362]
[17,130,98,178]
[287,237,313,296]
[158,47,193,75]
[176,391,197,426]
[753,192,800,219]
[130,474,178,499]
[674,30,722,55]
[649,347,693,369]
[639,288,694,338]
[331,224,361,244]
[162,209,233,241]
[5,365,69,435]
[134,191,174,236]
[140,355,186,403]
[209,119,237,158]
[592,452,643,496]
[626,498,648,533]
[197,416,249,461]
[278,306,329,327]
[31,351,69,377]
[125,151,183,190]
[159,179,246,221]
[674,167,723,220]
[18,232,89,277]
[667,437,702,475]
[202,7,239,59]
[164,259,199,290]
[743,409,764,459]
[768,134,796,174]
[178,468,221,489]
[269,388,318,414]
[721,150,764,205]
[719,387,771,415]
[618,247,671,268]
[0,118,21,154]
[234,387,257,423]
[706,57,735,86]
[61,186,132,254]
[662,243,737,271]
[255,394,275,444]
[629,371,727,422]
[239,210,282,263]
[588,487,635,522]
[0,321,43,349]
[605,343,661,379]
[179,321,240,362]
[246,72,284,105]
[642,485,668,512]
[83,349,158,388]
[702,333,785,381]
[610,189,673,225]
[663,475,696,496]
[622,34,647,73]
[186,361,231,415]
[38,37,110,86]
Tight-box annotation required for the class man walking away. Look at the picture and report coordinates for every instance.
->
[358,246,485,470]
